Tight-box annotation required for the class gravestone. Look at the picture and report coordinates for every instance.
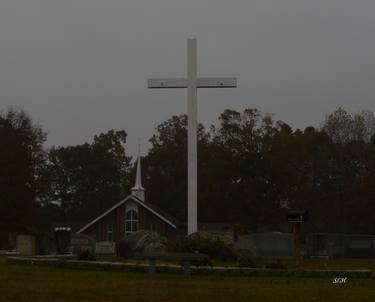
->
[70,234,96,254]
[305,233,375,259]
[95,241,116,256]
[347,238,373,258]
[16,234,36,255]
[235,233,293,258]
[37,235,54,255]
[54,227,71,254]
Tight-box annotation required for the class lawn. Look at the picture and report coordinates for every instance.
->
[0,256,375,302]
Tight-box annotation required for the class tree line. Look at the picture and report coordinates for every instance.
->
[1,106,375,235]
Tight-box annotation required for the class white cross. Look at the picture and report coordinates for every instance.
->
[148,38,237,235]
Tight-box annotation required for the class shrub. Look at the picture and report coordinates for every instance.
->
[235,249,258,267]
[264,259,287,269]
[77,249,95,261]
[117,231,167,257]
[233,237,259,267]
[215,245,237,261]
[174,231,235,260]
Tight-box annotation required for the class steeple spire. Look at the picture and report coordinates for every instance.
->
[131,142,145,201]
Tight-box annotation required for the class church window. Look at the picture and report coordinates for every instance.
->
[125,209,138,235]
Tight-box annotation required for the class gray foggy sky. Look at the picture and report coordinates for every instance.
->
[1,0,375,156]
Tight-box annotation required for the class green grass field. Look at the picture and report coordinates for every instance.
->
[1,256,375,302]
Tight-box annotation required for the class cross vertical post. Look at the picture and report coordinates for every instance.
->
[147,39,237,235]
[187,39,198,234]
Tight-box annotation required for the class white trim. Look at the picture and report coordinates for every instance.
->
[76,195,176,234]
[76,195,133,234]
[125,202,139,234]
[137,198,177,229]
[125,201,138,212]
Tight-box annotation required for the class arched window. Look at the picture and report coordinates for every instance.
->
[125,209,138,235]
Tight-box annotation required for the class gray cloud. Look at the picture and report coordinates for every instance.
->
[1,0,374,156]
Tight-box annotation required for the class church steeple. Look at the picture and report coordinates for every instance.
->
[131,143,145,201]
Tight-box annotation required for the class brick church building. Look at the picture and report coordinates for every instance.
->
[77,148,178,242]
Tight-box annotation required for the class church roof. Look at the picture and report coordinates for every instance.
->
[142,201,179,227]
[76,195,177,234]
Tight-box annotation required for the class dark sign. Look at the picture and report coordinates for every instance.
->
[287,211,309,223]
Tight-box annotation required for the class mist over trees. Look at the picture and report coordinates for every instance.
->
[1,106,375,234]
[322,108,375,144]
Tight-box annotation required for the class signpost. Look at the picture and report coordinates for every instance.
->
[287,211,309,266]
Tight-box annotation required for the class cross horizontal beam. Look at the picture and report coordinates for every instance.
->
[148,77,237,88]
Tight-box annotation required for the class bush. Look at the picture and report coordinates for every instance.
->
[264,259,287,269]
[77,249,95,261]
[233,237,259,267]
[215,245,237,261]
[117,231,167,257]
[174,232,235,260]
[235,249,258,267]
